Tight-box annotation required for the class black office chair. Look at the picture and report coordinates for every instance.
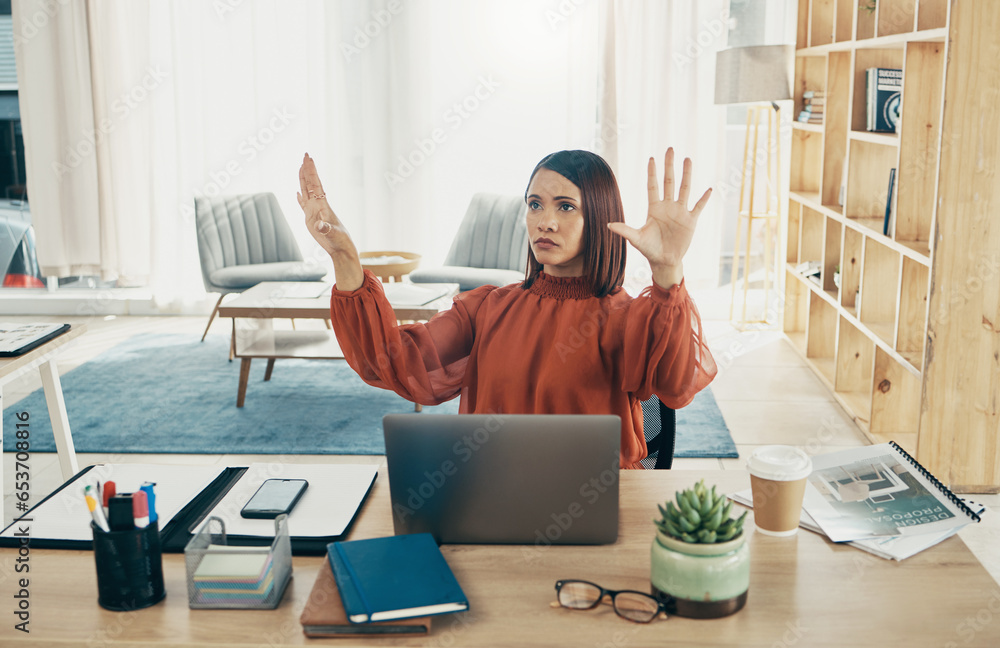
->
[639,396,676,470]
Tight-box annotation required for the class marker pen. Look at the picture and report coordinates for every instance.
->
[132,490,149,529]
[102,480,117,516]
[107,494,134,532]
[140,482,157,524]
[83,485,110,532]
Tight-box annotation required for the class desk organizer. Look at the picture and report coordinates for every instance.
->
[92,520,166,611]
[183,515,292,609]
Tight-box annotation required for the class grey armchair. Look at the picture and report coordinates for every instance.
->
[409,193,529,291]
[195,193,326,341]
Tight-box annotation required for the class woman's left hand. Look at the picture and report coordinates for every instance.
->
[608,148,712,286]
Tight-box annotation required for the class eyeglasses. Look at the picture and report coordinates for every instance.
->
[554,579,669,623]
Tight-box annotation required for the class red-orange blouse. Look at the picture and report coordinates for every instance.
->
[329,270,717,469]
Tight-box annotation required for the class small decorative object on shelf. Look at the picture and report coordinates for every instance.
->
[650,480,750,619]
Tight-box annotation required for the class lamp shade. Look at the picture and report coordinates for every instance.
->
[714,45,794,104]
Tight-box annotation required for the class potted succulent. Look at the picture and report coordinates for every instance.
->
[650,480,750,619]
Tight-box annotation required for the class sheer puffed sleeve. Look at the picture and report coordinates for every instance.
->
[328,270,493,405]
[615,280,717,409]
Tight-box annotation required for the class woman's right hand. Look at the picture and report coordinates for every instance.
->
[298,153,364,290]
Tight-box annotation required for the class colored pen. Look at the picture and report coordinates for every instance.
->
[140,482,157,524]
[107,494,134,532]
[83,485,110,532]
[102,480,117,515]
[132,490,149,529]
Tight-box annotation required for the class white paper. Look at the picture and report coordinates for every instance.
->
[191,463,378,538]
[0,464,225,542]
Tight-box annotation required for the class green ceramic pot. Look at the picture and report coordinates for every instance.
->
[650,530,750,618]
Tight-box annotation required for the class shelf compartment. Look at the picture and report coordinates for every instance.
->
[869,346,921,443]
[840,227,864,311]
[845,139,899,227]
[794,55,827,113]
[859,237,901,345]
[822,216,842,293]
[895,40,944,248]
[856,2,877,40]
[877,0,917,37]
[917,0,948,30]
[799,205,825,269]
[806,291,838,385]
[784,269,809,354]
[796,0,811,50]
[820,51,851,211]
[896,256,929,368]
[810,0,835,47]
[791,129,823,194]
[835,316,874,427]
[835,0,854,42]
[787,200,802,264]
[851,49,905,134]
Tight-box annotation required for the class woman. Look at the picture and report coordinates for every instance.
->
[298,149,716,468]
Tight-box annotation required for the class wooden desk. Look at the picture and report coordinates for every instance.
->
[1,469,998,646]
[0,324,85,495]
[217,282,458,407]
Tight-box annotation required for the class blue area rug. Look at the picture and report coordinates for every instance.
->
[3,333,736,458]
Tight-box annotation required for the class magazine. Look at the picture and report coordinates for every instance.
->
[802,442,979,542]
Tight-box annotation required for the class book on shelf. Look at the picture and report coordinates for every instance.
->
[796,111,823,124]
[300,561,431,637]
[731,442,983,561]
[0,322,71,357]
[883,168,896,236]
[328,533,469,624]
[866,67,902,132]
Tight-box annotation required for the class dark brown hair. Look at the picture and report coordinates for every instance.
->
[522,150,626,297]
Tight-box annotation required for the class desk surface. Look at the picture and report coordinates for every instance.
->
[2,469,998,647]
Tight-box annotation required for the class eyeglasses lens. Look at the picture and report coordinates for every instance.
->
[613,592,660,623]
[558,581,603,609]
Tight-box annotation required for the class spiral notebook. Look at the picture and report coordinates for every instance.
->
[800,441,980,543]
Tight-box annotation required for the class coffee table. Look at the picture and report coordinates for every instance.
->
[217,281,458,407]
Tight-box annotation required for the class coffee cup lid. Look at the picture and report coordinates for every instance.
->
[747,445,813,481]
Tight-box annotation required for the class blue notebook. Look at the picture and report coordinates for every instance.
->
[327,533,469,624]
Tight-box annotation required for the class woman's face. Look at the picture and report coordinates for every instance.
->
[525,168,585,277]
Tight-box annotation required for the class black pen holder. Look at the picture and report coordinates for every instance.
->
[91,520,166,611]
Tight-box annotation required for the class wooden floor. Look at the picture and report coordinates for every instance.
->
[2,309,998,586]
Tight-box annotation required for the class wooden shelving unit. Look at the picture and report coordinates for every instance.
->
[786,0,1000,491]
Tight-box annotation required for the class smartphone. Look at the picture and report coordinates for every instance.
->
[240,479,309,519]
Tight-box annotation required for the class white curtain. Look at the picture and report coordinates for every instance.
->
[598,0,727,290]
[13,0,724,307]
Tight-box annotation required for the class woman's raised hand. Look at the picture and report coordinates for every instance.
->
[298,153,364,290]
[607,148,712,288]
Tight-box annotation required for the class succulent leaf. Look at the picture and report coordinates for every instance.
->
[654,481,746,544]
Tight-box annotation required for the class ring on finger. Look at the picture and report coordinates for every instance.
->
[311,192,326,200]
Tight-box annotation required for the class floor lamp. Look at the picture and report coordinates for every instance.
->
[715,45,793,326]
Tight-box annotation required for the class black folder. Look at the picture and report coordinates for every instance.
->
[0,464,376,555]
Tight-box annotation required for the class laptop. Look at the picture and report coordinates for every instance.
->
[382,414,620,545]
